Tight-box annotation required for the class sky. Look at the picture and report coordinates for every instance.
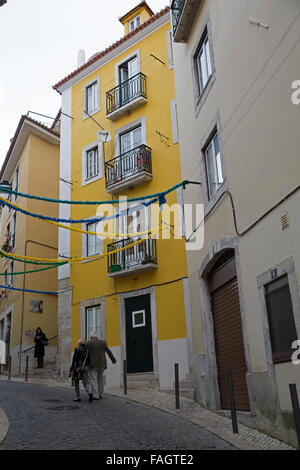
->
[0,0,168,167]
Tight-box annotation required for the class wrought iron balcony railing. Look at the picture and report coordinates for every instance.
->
[171,0,186,36]
[107,238,157,275]
[106,72,147,116]
[105,144,152,189]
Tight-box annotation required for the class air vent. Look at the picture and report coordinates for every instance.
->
[281,213,289,230]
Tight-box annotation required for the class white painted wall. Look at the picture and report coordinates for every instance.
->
[58,87,72,281]
[157,337,190,389]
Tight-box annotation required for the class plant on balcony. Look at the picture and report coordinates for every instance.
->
[109,264,122,273]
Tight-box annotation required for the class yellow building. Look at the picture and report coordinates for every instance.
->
[0,115,60,375]
[54,2,193,392]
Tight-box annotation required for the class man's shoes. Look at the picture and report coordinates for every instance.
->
[73,397,81,402]
[88,393,93,402]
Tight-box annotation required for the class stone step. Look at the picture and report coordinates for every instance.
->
[126,372,158,389]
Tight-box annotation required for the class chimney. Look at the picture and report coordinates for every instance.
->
[77,49,86,68]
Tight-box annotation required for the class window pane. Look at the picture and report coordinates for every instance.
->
[265,276,297,357]
[133,127,142,148]
[205,37,212,77]
[205,142,216,198]
[120,132,131,154]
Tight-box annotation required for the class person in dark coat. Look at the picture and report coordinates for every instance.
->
[34,327,48,369]
[69,339,93,402]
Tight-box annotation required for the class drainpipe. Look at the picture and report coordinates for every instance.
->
[18,240,57,375]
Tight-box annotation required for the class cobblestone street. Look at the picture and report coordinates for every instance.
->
[0,381,235,450]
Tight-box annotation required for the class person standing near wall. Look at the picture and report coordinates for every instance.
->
[34,327,48,368]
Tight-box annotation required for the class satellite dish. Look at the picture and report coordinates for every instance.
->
[98,130,112,142]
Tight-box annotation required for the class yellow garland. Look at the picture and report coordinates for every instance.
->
[0,195,153,238]
[0,228,162,263]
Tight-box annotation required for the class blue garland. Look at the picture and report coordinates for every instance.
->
[0,284,57,295]
[0,180,188,205]
[0,196,161,224]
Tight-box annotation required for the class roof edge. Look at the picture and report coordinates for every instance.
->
[53,5,170,94]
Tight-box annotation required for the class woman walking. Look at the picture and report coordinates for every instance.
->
[69,339,93,402]
[34,327,48,369]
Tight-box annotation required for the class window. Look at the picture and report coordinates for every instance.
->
[86,305,101,340]
[129,15,141,32]
[265,275,298,363]
[14,167,19,201]
[120,125,142,154]
[132,310,146,328]
[86,222,102,256]
[204,132,223,199]
[12,213,16,249]
[195,32,212,95]
[86,81,98,114]
[86,147,99,180]
[8,261,14,286]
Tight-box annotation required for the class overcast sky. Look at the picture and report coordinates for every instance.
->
[0,0,168,167]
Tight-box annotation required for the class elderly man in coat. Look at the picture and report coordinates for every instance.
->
[85,331,116,400]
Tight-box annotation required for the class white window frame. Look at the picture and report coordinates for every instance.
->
[11,212,16,250]
[205,132,224,199]
[83,76,100,119]
[82,141,102,187]
[196,33,212,95]
[82,215,104,262]
[14,166,19,201]
[132,310,146,328]
[115,50,141,87]
[166,29,174,70]
[8,260,14,286]
[129,15,141,32]
[86,305,101,341]
[115,116,146,157]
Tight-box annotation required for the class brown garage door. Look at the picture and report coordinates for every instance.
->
[209,255,250,411]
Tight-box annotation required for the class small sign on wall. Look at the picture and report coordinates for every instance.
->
[29,299,43,313]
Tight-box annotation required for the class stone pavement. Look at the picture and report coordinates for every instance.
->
[0,375,296,451]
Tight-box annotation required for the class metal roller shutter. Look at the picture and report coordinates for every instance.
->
[209,258,250,411]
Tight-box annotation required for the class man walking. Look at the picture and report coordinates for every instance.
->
[85,331,116,400]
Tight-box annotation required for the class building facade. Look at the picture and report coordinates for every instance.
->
[171,0,300,445]
[54,3,193,392]
[0,115,60,374]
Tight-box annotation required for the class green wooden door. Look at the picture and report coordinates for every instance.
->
[125,294,153,373]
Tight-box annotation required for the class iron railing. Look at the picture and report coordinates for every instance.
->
[171,0,186,35]
[107,238,157,274]
[105,144,152,188]
[106,72,147,115]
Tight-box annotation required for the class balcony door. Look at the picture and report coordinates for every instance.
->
[119,56,138,106]
[118,205,149,269]
[117,125,142,179]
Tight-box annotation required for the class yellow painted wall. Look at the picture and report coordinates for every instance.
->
[68,18,188,348]
[0,132,59,351]
[156,280,187,341]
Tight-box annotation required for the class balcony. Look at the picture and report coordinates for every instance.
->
[105,144,152,193]
[107,238,157,278]
[106,73,147,120]
[171,0,200,43]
